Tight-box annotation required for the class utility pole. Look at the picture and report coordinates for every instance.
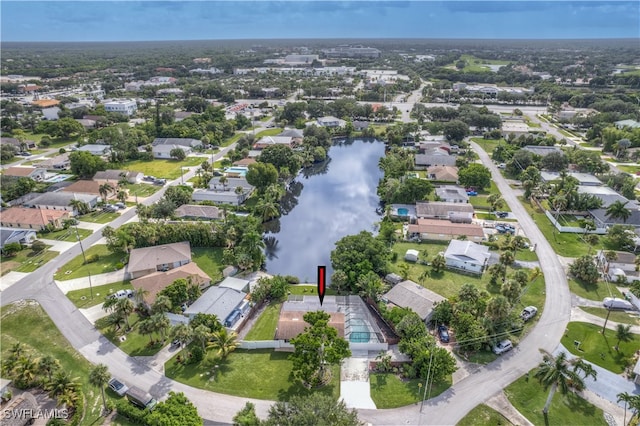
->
[74,225,93,300]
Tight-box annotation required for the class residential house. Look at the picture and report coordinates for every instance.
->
[540,172,602,186]
[316,116,346,128]
[275,295,345,341]
[127,241,192,279]
[37,153,70,171]
[278,128,304,138]
[252,136,298,150]
[152,144,192,159]
[232,157,257,167]
[104,99,137,116]
[42,107,61,121]
[435,186,469,204]
[383,280,445,322]
[590,208,640,229]
[76,118,97,129]
[426,166,458,183]
[444,240,491,275]
[0,228,37,251]
[152,138,203,149]
[578,186,637,209]
[384,273,403,286]
[353,121,370,131]
[183,277,251,328]
[191,177,254,206]
[174,204,222,221]
[93,169,143,184]
[615,119,640,130]
[596,250,639,283]
[78,144,111,157]
[62,180,116,200]
[522,145,563,157]
[415,149,456,168]
[407,219,485,242]
[32,99,60,108]
[3,167,46,182]
[415,202,475,220]
[174,111,194,122]
[0,207,70,230]
[501,120,531,138]
[1,137,36,150]
[131,263,211,304]
[25,192,98,214]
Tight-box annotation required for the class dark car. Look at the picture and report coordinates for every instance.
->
[495,211,509,218]
[438,325,450,343]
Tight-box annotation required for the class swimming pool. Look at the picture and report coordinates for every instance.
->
[224,166,248,177]
[397,208,409,216]
[45,174,70,183]
[349,319,372,343]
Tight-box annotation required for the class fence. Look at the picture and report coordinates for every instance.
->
[238,340,294,350]
[543,210,607,235]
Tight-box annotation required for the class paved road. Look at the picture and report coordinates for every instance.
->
[357,141,572,425]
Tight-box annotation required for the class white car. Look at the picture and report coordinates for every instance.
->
[108,378,129,396]
[492,339,513,355]
[520,306,538,322]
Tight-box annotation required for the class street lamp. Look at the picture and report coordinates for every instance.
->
[74,225,93,300]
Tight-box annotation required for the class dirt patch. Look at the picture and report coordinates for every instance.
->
[0,261,20,276]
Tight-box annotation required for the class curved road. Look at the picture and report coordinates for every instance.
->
[1,137,571,424]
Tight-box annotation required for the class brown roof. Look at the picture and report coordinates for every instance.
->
[175,204,221,220]
[275,310,345,341]
[61,180,111,196]
[32,99,60,108]
[131,263,211,304]
[232,157,257,167]
[427,165,458,181]
[3,167,41,177]
[0,207,69,226]
[128,242,192,275]
[408,219,484,238]
[416,201,474,218]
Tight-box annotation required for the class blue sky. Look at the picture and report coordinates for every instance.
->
[2,1,638,42]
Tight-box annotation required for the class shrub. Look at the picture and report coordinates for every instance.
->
[31,240,46,253]
[84,253,100,264]
[190,346,204,363]
[115,400,148,425]
[391,251,398,262]
[284,275,300,284]
[115,262,125,270]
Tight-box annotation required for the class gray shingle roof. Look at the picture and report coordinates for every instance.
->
[128,242,191,274]
[183,286,246,321]
[444,240,491,264]
[383,280,445,321]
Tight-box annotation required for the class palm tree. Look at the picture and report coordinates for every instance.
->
[617,391,640,426]
[89,363,110,414]
[584,234,599,255]
[15,355,39,387]
[499,250,515,267]
[138,318,155,343]
[534,349,596,416]
[3,343,25,373]
[431,254,446,273]
[171,323,193,348]
[116,189,128,203]
[68,199,90,215]
[57,387,79,409]
[102,296,119,313]
[487,194,505,212]
[151,313,170,340]
[98,183,114,201]
[47,370,81,400]
[193,324,211,351]
[133,288,150,308]
[615,324,634,352]
[207,329,239,360]
[254,199,280,222]
[38,355,61,383]
[152,295,172,315]
[115,297,135,330]
[219,175,228,190]
[606,200,632,223]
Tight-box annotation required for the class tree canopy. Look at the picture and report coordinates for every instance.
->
[330,231,390,291]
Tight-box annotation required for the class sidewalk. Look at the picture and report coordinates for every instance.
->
[38,238,77,254]
[485,391,534,426]
[133,341,183,375]
[571,306,640,334]
[0,271,29,291]
[56,269,127,293]
[80,302,109,323]
[75,221,105,231]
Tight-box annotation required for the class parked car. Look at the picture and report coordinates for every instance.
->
[497,163,506,169]
[126,387,157,411]
[109,289,133,300]
[520,306,538,322]
[492,339,513,355]
[114,202,126,209]
[103,205,118,213]
[153,178,166,186]
[603,297,634,310]
[17,152,31,157]
[495,211,509,218]
[466,190,478,196]
[108,378,129,396]
[437,325,450,343]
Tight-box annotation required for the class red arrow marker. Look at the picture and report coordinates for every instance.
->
[317,265,326,306]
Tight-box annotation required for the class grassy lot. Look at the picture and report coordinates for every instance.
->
[120,157,203,179]
[255,128,282,138]
[568,278,623,301]
[505,371,606,426]
[191,247,224,283]
[370,373,451,409]
[289,284,337,296]
[1,248,59,276]
[54,244,126,281]
[221,132,243,147]
[77,211,120,224]
[580,306,640,326]
[457,404,514,426]
[244,302,281,341]
[470,182,511,212]
[97,313,164,356]
[122,183,162,198]
[616,165,640,175]
[519,197,599,257]
[445,54,510,73]
[470,137,504,155]
[66,281,133,309]
[1,302,118,426]
[561,321,640,373]
[165,348,340,401]
[37,227,91,242]
[22,132,81,149]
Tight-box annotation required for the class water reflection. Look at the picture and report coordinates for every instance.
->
[264,139,384,282]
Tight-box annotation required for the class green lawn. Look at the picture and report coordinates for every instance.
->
[446,54,510,73]
[37,227,91,242]
[1,248,59,276]
[22,132,81,149]
[165,348,340,401]
[221,132,243,147]
[244,302,281,341]
[1,302,119,426]
[568,278,623,301]
[255,128,282,138]
[54,244,126,281]
[457,404,513,426]
[505,371,606,426]
[561,321,640,373]
[191,247,224,283]
[519,198,599,257]
[470,137,504,155]
[66,281,133,309]
[77,211,120,224]
[580,306,640,326]
[370,373,451,409]
[97,313,164,356]
[122,183,162,198]
[470,182,511,212]
[120,157,203,179]
[616,165,640,175]
[289,284,337,296]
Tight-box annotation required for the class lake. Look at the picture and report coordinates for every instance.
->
[263,139,385,282]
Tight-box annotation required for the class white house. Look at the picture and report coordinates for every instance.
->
[78,144,111,157]
[42,107,61,121]
[596,250,640,283]
[317,116,346,128]
[104,99,138,116]
[404,249,419,262]
[152,144,192,159]
[444,240,491,275]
